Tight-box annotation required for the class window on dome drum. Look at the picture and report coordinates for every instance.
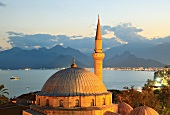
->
[75,99,79,107]
[46,99,49,106]
[91,99,95,106]
[103,98,105,105]
[59,100,63,107]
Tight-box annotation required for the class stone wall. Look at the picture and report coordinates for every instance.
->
[36,93,112,109]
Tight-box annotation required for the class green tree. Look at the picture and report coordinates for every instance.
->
[167,80,170,85]
[0,84,9,104]
[119,85,160,111]
[157,86,170,114]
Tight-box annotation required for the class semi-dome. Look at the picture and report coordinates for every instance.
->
[38,67,108,96]
[129,106,159,115]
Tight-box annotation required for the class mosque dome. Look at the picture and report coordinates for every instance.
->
[118,102,133,115]
[39,67,108,96]
[129,106,159,115]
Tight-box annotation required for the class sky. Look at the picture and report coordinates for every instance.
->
[0,0,170,52]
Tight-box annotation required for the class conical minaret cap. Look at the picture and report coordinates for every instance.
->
[95,15,102,40]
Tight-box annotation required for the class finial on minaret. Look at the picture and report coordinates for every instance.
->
[71,57,77,68]
[72,57,75,64]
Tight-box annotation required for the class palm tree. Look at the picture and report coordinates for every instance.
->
[0,84,9,104]
[0,84,9,96]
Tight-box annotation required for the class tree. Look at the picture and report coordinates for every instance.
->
[119,85,160,111]
[157,86,170,114]
[0,84,9,104]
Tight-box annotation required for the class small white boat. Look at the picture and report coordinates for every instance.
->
[10,76,20,80]
[25,68,31,70]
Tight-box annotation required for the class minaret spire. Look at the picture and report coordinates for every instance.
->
[95,15,102,40]
[94,15,102,53]
[92,16,105,81]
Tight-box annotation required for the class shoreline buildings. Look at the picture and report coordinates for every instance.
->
[153,65,170,89]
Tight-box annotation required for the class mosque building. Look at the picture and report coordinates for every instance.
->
[23,16,117,115]
[23,16,159,115]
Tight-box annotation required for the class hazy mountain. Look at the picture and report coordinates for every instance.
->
[104,51,165,67]
[104,43,155,60]
[0,45,92,69]
[138,42,170,64]
[105,42,170,64]
[45,55,90,68]
[0,44,167,69]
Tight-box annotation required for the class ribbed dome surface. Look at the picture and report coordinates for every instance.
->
[129,106,159,115]
[118,102,133,115]
[39,68,108,96]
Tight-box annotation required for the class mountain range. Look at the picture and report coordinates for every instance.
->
[0,45,92,69]
[105,42,170,65]
[0,42,169,69]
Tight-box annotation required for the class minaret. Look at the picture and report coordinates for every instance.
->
[92,16,105,81]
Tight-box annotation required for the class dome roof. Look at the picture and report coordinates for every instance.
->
[104,111,120,115]
[118,102,133,115]
[129,106,159,115]
[38,68,108,96]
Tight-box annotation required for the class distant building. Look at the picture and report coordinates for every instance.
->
[0,102,29,115]
[16,91,39,106]
[153,65,170,89]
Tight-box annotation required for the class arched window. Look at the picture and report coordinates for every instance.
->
[59,100,63,107]
[103,98,105,105]
[37,99,40,105]
[75,99,79,107]
[46,99,49,106]
[91,99,95,106]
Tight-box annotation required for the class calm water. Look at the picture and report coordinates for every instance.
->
[0,69,154,98]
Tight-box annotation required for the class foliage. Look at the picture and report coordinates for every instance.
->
[0,84,9,104]
[0,84,9,95]
[116,79,170,114]
[0,95,9,104]
[167,80,170,85]
[119,85,160,110]
[157,86,170,114]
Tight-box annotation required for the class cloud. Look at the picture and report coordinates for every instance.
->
[6,31,124,53]
[102,23,148,44]
[7,31,24,36]
[34,46,41,49]
[6,23,170,53]
[7,33,58,49]
[0,2,6,7]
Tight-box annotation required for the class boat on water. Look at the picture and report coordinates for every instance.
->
[24,68,31,70]
[10,76,20,80]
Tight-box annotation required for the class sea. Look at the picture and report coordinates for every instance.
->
[0,69,154,98]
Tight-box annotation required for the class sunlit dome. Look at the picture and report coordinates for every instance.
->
[38,67,108,96]
[118,102,133,115]
[129,106,159,115]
